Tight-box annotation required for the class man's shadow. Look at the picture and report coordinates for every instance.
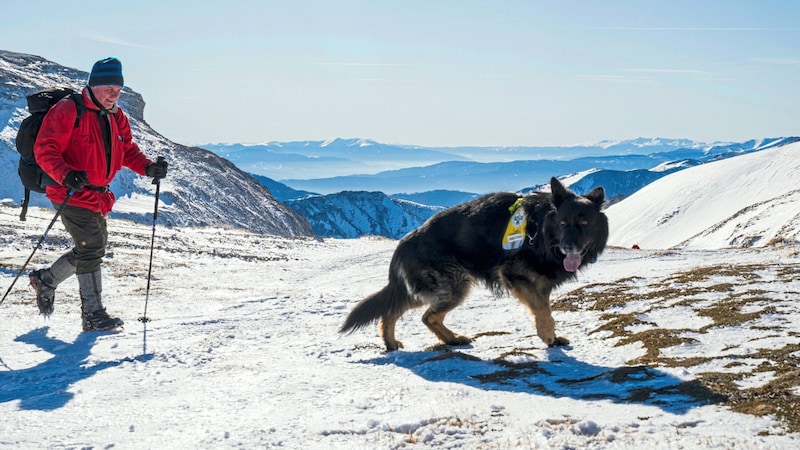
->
[361,346,725,415]
[0,327,152,411]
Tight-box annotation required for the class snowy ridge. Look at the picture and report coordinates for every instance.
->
[594,137,715,152]
[564,168,682,201]
[286,191,443,239]
[0,50,311,237]
[606,141,800,249]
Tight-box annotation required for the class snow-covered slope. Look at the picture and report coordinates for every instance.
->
[1,204,799,447]
[0,50,311,237]
[606,141,800,249]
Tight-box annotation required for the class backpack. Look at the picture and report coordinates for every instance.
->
[14,87,84,221]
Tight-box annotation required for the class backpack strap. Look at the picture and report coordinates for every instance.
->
[69,93,85,128]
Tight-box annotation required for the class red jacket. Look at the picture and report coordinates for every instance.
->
[34,87,153,215]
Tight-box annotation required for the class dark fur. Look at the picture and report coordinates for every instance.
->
[340,177,608,351]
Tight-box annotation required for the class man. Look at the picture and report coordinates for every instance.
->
[29,57,169,331]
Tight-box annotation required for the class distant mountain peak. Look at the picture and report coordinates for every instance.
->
[320,137,377,148]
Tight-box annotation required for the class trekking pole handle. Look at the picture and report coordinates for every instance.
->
[152,156,166,186]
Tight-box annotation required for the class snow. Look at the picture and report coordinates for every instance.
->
[1,204,799,449]
[605,141,800,249]
[112,191,171,216]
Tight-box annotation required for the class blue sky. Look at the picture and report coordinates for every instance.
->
[2,0,799,147]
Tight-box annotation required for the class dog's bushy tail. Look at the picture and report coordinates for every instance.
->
[340,281,409,334]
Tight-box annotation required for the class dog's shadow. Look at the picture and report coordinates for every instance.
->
[0,327,153,411]
[361,344,724,415]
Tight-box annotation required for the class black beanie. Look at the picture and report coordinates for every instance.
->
[88,57,124,87]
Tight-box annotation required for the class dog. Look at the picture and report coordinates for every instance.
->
[340,177,608,351]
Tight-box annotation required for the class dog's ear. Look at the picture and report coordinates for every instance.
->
[585,186,605,209]
[550,176,571,207]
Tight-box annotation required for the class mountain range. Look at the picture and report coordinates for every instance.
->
[204,137,794,196]
[308,137,796,195]
[201,137,720,181]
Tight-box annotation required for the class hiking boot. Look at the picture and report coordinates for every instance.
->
[78,269,123,331]
[28,254,75,318]
[82,308,124,331]
[29,269,56,317]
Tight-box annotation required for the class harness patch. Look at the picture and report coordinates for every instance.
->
[502,198,527,251]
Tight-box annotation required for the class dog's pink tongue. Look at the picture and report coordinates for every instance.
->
[563,253,582,272]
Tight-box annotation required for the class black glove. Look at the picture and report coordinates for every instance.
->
[145,159,169,179]
[62,170,89,191]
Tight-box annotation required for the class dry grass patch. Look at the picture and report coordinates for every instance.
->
[559,259,800,432]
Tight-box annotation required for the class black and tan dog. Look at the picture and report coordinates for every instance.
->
[341,177,608,351]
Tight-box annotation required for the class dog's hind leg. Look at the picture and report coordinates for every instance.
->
[509,279,570,347]
[380,313,404,351]
[420,277,473,346]
[421,305,473,346]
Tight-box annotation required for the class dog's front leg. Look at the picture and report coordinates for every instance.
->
[510,280,570,347]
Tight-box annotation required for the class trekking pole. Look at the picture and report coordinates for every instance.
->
[1,190,73,307]
[138,156,164,323]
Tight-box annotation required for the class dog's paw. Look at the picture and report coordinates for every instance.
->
[446,334,473,346]
[384,340,404,352]
[548,336,571,347]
